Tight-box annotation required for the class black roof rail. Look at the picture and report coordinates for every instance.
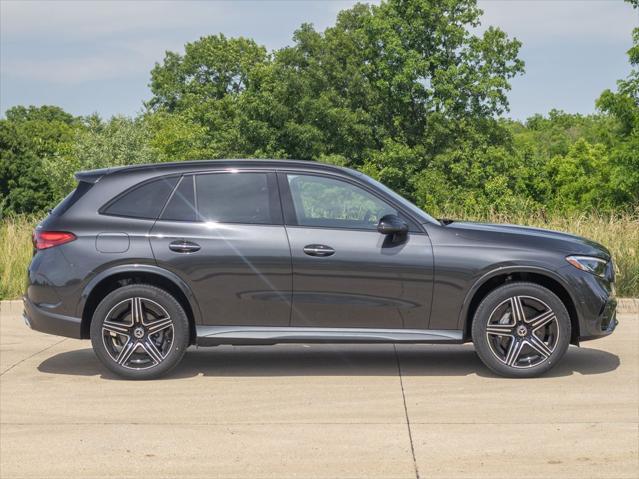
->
[75,159,353,181]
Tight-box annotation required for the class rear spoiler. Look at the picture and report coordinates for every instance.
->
[74,167,113,184]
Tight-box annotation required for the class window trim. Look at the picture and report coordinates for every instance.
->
[276,171,423,233]
[99,175,180,220]
[154,170,284,226]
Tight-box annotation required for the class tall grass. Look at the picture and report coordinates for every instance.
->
[0,212,637,299]
[0,215,35,300]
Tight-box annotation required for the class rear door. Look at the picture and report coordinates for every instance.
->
[150,170,292,326]
[280,172,434,330]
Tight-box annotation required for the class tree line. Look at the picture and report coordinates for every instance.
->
[1,0,637,218]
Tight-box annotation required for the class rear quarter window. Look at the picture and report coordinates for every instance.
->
[102,177,178,219]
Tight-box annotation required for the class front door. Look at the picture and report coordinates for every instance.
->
[281,172,434,330]
[150,171,292,326]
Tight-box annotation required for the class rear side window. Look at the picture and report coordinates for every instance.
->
[160,176,196,222]
[195,172,279,224]
[103,177,178,219]
[50,181,93,216]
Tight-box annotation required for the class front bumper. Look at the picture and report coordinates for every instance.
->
[23,296,82,339]
[579,295,618,342]
[557,263,618,343]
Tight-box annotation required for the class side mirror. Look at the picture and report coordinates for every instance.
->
[377,214,409,236]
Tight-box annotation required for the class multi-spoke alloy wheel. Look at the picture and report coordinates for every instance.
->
[102,297,174,370]
[91,284,189,379]
[485,295,558,369]
[472,282,571,378]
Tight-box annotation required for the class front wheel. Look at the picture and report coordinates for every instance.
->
[90,284,189,380]
[472,282,571,378]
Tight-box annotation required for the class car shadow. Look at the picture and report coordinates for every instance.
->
[37,343,620,380]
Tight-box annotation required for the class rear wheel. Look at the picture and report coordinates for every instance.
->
[90,284,189,379]
[472,282,571,378]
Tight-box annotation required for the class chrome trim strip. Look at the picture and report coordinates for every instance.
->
[196,326,463,344]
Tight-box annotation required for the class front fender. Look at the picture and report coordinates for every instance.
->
[456,264,577,331]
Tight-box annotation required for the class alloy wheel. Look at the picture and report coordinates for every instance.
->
[101,297,174,370]
[485,295,559,369]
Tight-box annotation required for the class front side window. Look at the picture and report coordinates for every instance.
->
[103,177,178,219]
[286,174,398,230]
[196,172,278,224]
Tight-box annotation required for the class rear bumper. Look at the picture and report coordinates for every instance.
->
[23,296,82,339]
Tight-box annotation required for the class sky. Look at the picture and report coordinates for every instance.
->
[1,0,637,121]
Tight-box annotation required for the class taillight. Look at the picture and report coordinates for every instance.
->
[33,231,76,250]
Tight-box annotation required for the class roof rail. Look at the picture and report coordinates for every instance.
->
[74,159,350,181]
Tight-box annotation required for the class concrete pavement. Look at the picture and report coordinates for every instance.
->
[1,304,637,478]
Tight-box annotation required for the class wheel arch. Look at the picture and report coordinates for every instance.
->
[78,265,201,344]
[459,266,580,345]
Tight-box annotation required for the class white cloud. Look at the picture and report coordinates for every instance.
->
[479,0,637,43]
[1,0,361,84]
[6,53,146,84]
[1,0,635,117]
[0,1,228,38]
[0,0,222,83]
[0,0,357,40]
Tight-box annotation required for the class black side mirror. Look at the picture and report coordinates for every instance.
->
[377,214,409,237]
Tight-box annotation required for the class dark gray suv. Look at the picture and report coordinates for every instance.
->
[24,160,617,379]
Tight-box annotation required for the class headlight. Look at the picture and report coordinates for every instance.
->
[566,255,608,277]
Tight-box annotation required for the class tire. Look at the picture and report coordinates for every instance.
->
[471,282,571,378]
[90,284,189,380]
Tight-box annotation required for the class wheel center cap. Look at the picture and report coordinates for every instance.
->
[133,326,145,339]
[516,325,528,337]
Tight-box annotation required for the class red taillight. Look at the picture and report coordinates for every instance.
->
[33,231,76,250]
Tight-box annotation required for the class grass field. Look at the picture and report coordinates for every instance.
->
[1,212,637,300]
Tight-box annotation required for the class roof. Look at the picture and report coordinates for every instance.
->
[75,159,354,183]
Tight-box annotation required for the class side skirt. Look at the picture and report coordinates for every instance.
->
[196,326,464,346]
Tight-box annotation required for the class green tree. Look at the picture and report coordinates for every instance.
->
[0,106,78,215]
[2,0,637,218]
[594,0,639,207]
[147,0,524,179]
[148,34,269,159]
[44,114,164,200]
[149,34,268,111]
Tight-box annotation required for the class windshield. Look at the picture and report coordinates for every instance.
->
[350,169,439,225]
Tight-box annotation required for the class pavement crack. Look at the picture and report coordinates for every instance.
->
[394,344,420,479]
[0,338,67,376]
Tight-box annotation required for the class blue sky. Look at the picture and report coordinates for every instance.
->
[1,1,637,121]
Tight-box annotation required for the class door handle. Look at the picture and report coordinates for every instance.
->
[169,240,201,253]
[303,244,335,257]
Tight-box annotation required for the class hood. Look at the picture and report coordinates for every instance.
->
[442,220,611,259]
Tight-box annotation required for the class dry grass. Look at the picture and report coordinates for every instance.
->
[0,212,637,300]
[0,215,35,301]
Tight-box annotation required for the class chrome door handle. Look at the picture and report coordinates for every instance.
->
[169,240,201,253]
[303,244,335,257]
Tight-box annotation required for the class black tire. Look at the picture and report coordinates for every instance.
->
[471,282,571,378]
[90,284,189,380]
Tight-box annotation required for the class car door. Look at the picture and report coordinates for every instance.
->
[280,171,434,330]
[150,170,292,326]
